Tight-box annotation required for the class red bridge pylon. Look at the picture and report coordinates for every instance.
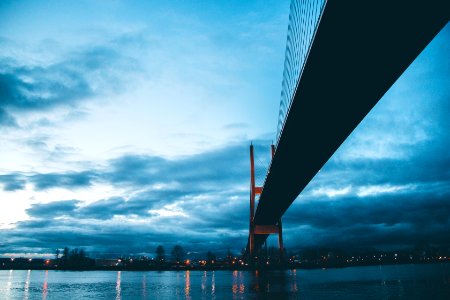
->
[248,143,284,261]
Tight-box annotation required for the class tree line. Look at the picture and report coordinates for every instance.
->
[55,247,95,268]
[54,244,217,264]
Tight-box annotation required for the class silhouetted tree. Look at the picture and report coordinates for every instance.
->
[171,245,185,263]
[69,248,87,263]
[55,249,60,260]
[58,247,94,269]
[156,245,165,262]
[62,247,69,264]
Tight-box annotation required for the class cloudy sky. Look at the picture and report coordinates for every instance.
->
[0,1,449,257]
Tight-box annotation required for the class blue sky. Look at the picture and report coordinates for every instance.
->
[0,1,449,257]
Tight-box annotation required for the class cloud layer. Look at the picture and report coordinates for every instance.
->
[0,2,448,257]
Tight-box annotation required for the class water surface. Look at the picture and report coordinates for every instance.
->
[1,263,449,299]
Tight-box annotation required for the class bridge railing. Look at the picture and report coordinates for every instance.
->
[276,0,327,143]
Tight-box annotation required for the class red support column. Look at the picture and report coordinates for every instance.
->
[248,143,284,262]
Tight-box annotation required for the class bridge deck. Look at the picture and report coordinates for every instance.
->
[252,0,449,250]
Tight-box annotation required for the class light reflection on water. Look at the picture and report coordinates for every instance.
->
[142,274,146,298]
[42,270,48,300]
[201,270,206,293]
[185,270,190,299]
[116,271,121,300]
[290,269,298,292]
[0,264,449,299]
[211,270,215,296]
[6,269,13,299]
[24,269,30,300]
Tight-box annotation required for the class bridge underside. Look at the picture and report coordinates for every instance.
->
[252,1,449,251]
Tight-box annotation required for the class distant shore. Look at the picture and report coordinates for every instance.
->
[2,260,449,272]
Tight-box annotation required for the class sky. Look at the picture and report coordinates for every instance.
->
[0,0,449,258]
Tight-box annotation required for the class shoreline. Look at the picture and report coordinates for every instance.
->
[1,260,448,272]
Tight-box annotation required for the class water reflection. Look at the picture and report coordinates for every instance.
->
[6,270,13,299]
[232,270,245,297]
[211,271,215,296]
[175,272,181,297]
[248,270,293,299]
[142,274,146,298]
[24,269,31,300]
[201,271,207,294]
[289,269,298,292]
[43,270,49,300]
[0,264,447,299]
[116,271,121,300]
[252,270,260,292]
[185,270,191,300]
[239,271,245,295]
[397,279,405,298]
[232,270,238,294]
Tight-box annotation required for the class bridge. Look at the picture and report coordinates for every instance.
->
[246,0,449,259]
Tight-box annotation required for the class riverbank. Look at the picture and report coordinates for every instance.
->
[1,260,449,271]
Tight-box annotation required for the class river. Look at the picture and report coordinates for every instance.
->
[1,263,449,299]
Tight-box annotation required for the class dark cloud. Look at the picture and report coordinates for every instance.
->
[0,41,137,127]
[307,154,450,194]
[0,174,26,191]
[104,141,258,188]
[26,200,80,219]
[0,60,92,119]
[4,192,250,256]
[0,141,264,194]
[30,171,97,190]
[284,191,450,247]
[76,196,159,220]
[105,155,167,186]
[0,142,267,254]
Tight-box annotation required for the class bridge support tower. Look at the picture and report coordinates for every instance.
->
[248,143,284,262]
